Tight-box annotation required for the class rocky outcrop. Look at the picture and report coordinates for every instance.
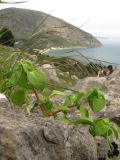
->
[73,68,120,127]
[103,68,120,127]
[0,94,97,160]
[73,77,108,93]
[73,68,120,159]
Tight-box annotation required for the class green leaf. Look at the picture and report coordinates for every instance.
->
[94,119,108,136]
[22,61,34,73]
[10,65,23,84]
[40,96,54,113]
[90,96,106,112]
[27,69,46,91]
[10,65,31,89]
[50,90,65,97]
[94,119,112,137]
[86,88,106,112]
[86,88,101,101]
[75,93,84,109]
[73,117,94,126]
[0,69,3,81]
[59,105,70,113]
[111,125,119,139]
[64,95,77,106]
[89,126,96,137]
[17,71,31,89]
[64,93,84,109]
[79,107,89,117]
[10,88,25,107]
[55,116,71,124]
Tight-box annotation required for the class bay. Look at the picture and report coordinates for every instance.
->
[47,39,120,67]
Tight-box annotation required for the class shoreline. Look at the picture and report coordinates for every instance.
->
[33,46,87,55]
[33,44,102,55]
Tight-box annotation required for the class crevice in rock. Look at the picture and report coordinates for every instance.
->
[98,141,119,160]
[21,131,38,155]
[42,129,58,145]
[108,142,119,158]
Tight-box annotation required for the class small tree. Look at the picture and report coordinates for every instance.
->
[0,26,15,47]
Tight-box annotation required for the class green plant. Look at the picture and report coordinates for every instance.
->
[116,154,120,160]
[1,59,119,159]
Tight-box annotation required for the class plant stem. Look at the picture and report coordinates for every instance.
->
[33,89,46,116]
[33,89,76,117]
[48,104,76,116]
[105,131,109,160]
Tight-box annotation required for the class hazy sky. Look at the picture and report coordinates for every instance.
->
[0,0,120,39]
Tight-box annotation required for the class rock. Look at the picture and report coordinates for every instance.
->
[107,68,120,95]
[29,54,37,62]
[0,93,7,99]
[0,93,11,110]
[102,69,120,127]
[72,69,120,159]
[104,97,120,128]
[0,95,97,160]
[71,75,79,81]
[72,70,120,127]
[42,64,60,83]
[73,77,108,92]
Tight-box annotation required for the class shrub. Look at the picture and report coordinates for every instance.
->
[0,26,15,47]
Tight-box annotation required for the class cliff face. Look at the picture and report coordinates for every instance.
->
[0,7,101,49]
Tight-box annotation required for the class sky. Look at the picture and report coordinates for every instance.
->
[0,0,120,40]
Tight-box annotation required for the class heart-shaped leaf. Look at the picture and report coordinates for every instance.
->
[10,88,25,107]
[27,69,47,91]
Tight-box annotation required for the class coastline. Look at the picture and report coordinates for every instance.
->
[33,42,102,55]
[33,46,87,55]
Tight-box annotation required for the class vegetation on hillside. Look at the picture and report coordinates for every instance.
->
[0,26,15,46]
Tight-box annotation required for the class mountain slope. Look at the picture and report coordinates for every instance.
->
[0,7,101,49]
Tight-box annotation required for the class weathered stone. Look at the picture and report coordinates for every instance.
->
[0,93,12,111]
[42,64,60,83]
[73,69,120,126]
[73,77,108,92]
[72,68,120,159]
[29,54,37,62]
[71,75,79,81]
[0,96,97,160]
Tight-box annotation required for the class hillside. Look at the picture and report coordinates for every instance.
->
[0,7,101,49]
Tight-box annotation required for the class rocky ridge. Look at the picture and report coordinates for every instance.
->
[0,7,101,49]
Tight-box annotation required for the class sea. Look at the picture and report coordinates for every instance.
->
[47,38,120,67]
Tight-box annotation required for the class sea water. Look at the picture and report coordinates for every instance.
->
[48,38,120,67]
